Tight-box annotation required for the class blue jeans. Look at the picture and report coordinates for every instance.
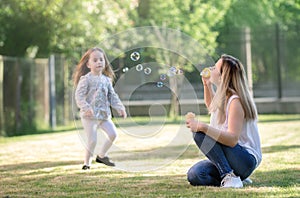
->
[187,132,257,186]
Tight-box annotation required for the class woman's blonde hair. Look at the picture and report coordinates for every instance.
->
[209,54,257,124]
[73,47,115,86]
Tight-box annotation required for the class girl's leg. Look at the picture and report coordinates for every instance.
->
[98,119,117,158]
[81,118,98,166]
[187,160,221,186]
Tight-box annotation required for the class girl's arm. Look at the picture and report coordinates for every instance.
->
[107,80,127,118]
[75,76,92,113]
[187,98,244,147]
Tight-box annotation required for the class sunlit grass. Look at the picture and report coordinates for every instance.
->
[0,114,299,197]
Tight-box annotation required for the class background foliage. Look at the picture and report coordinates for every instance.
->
[1,0,299,58]
[0,0,299,135]
[1,0,299,80]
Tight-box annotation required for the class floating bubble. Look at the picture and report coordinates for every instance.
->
[136,64,143,71]
[144,67,152,75]
[130,51,140,61]
[156,81,164,88]
[177,68,184,75]
[167,66,177,77]
[160,74,167,81]
[170,66,177,73]
[200,67,211,78]
[122,67,129,73]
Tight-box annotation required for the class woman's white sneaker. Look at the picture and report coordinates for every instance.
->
[220,173,243,188]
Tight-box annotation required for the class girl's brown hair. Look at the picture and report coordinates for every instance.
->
[73,47,115,86]
[209,54,257,123]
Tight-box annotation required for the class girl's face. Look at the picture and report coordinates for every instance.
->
[210,58,222,86]
[87,50,106,75]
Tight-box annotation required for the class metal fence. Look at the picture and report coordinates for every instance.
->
[0,55,72,136]
[217,24,300,98]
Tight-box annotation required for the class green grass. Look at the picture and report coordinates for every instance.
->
[0,114,299,197]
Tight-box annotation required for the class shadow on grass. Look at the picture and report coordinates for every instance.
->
[113,120,183,128]
[262,144,300,153]
[254,168,299,187]
[30,127,78,135]
[0,160,82,172]
[6,127,79,137]
[110,144,200,162]
[0,160,298,198]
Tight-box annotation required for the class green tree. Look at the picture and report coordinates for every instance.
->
[273,0,300,81]
[0,0,136,58]
[133,0,232,118]
[136,0,231,55]
[0,0,54,57]
[50,0,136,59]
[217,0,300,87]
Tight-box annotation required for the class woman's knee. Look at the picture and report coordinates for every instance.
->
[187,166,207,186]
[187,160,220,186]
[187,167,200,186]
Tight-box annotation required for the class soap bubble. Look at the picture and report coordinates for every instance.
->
[122,67,129,73]
[135,64,143,71]
[177,68,184,75]
[170,66,177,73]
[130,51,140,61]
[144,67,152,75]
[156,81,164,88]
[160,74,167,81]
[167,66,177,77]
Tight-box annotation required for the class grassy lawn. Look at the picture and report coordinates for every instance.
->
[0,114,299,197]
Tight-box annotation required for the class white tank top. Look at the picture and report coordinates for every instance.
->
[210,95,262,167]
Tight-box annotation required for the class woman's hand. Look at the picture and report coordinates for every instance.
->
[186,119,208,132]
[202,76,211,87]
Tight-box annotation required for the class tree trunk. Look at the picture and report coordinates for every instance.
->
[168,74,183,119]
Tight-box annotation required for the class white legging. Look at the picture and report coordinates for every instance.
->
[81,118,117,166]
